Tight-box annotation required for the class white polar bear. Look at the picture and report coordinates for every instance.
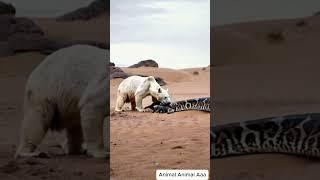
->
[115,75,171,112]
[15,45,109,159]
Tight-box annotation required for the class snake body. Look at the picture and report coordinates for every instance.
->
[147,97,320,159]
[145,97,210,114]
[211,113,320,159]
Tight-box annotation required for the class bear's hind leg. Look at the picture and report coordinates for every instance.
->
[15,106,50,159]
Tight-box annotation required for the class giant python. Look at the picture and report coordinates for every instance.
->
[146,97,320,159]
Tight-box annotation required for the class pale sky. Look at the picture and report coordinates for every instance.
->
[110,0,210,69]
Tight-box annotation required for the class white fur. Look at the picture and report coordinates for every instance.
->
[115,75,171,112]
[15,45,109,158]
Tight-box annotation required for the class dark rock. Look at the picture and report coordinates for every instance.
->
[0,16,47,56]
[136,74,166,86]
[110,66,166,86]
[266,30,285,43]
[56,0,108,21]
[0,1,15,16]
[314,11,320,16]
[154,77,166,86]
[0,16,108,56]
[110,71,130,79]
[296,19,308,27]
[8,18,48,52]
[0,42,12,56]
[129,59,159,68]
[0,17,11,40]
[109,62,115,66]
[110,66,126,78]
[192,71,199,75]
[10,17,44,35]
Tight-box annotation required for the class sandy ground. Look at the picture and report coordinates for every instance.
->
[212,15,320,180]
[0,15,109,179]
[110,67,210,179]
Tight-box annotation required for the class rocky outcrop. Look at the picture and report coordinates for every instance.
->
[129,59,159,68]
[0,16,45,56]
[314,10,320,16]
[0,1,15,16]
[110,64,166,86]
[110,66,126,78]
[0,16,108,56]
[56,0,108,21]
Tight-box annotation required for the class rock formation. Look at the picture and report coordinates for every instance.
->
[56,0,108,21]
[0,16,108,57]
[0,1,15,16]
[129,59,159,68]
[110,63,166,86]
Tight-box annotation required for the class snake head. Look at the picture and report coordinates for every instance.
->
[144,101,174,113]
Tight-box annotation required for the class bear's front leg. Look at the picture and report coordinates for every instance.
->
[115,93,125,112]
[79,71,108,158]
[80,106,108,158]
[135,95,145,112]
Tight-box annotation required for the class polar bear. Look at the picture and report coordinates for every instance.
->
[115,75,171,112]
[15,45,108,159]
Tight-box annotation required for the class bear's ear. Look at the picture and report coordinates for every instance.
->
[147,76,156,81]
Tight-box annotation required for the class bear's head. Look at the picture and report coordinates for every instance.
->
[147,76,171,103]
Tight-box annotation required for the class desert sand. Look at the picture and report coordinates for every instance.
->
[0,14,109,179]
[212,15,320,180]
[110,67,210,179]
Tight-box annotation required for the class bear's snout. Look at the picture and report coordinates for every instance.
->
[161,97,171,103]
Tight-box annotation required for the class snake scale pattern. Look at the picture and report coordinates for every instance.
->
[148,97,320,159]
[211,113,320,159]
[145,97,210,113]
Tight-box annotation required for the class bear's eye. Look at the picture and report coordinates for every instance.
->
[158,88,161,93]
